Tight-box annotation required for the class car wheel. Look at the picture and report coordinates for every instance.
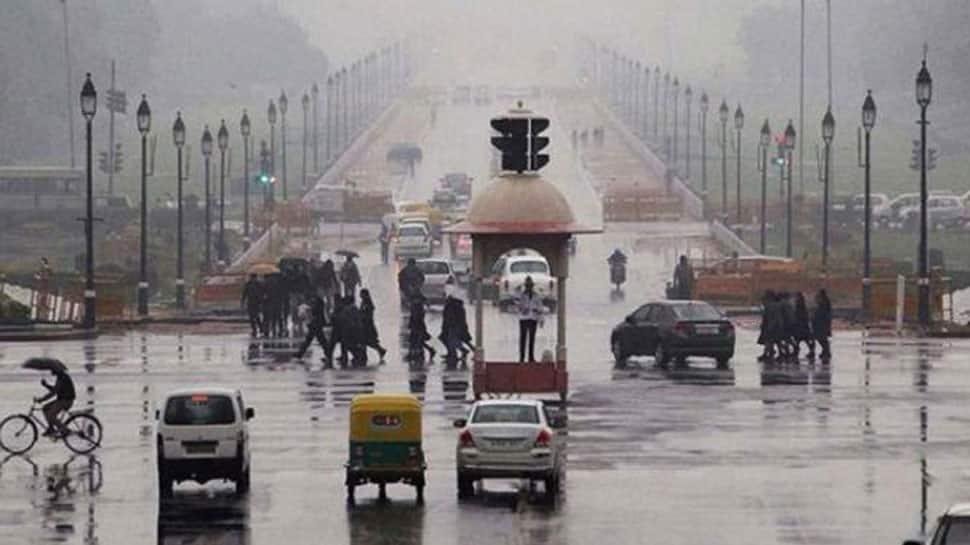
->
[611,339,627,367]
[544,473,559,502]
[158,466,173,498]
[236,462,251,494]
[716,356,731,368]
[457,471,475,499]
[654,342,670,367]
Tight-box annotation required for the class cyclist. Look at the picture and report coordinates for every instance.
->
[34,368,76,436]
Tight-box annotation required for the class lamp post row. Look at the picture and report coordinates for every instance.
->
[75,43,409,325]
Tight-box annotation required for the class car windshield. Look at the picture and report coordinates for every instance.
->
[509,260,548,274]
[672,303,722,320]
[938,518,970,545]
[417,261,450,274]
[399,226,426,237]
[472,404,540,424]
[164,394,236,425]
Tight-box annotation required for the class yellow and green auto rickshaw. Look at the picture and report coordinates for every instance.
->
[345,394,426,503]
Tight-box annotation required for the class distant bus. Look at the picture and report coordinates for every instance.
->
[0,166,130,211]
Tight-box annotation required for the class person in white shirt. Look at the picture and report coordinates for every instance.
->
[516,276,545,363]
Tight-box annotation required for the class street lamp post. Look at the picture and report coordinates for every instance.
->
[700,92,709,216]
[633,61,641,131]
[719,101,729,218]
[821,108,836,274]
[653,66,661,144]
[684,85,692,180]
[642,65,650,138]
[302,92,310,193]
[784,120,797,258]
[267,99,277,180]
[80,74,97,329]
[201,126,213,272]
[734,105,745,227]
[240,110,251,248]
[916,60,933,327]
[279,91,288,201]
[136,95,151,316]
[759,119,771,254]
[311,83,319,173]
[860,91,877,320]
[217,120,229,264]
[173,112,187,310]
[326,75,334,165]
[662,72,670,160]
[341,67,349,152]
[672,78,680,171]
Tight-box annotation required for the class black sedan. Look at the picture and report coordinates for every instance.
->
[610,300,735,367]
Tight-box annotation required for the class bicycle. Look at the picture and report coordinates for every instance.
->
[0,402,102,455]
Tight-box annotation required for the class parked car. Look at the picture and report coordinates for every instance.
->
[610,300,735,367]
[875,192,921,226]
[902,503,970,545]
[898,194,967,229]
[453,400,566,500]
[156,387,255,496]
[851,193,890,217]
[415,258,457,304]
[394,222,433,260]
[488,250,557,311]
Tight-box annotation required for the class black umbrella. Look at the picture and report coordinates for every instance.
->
[22,357,67,373]
[336,250,360,259]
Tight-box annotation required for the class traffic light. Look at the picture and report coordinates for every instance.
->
[489,115,550,173]
[112,142,123,174]
[98,151,110,174]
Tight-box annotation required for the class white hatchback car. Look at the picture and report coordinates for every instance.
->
[156,387,254,496]
[453,400,566,500]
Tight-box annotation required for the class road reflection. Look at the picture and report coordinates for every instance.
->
[158,489,250,545]
[347,500,425,545]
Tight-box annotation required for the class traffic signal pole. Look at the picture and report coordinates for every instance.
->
[108,60,116,195]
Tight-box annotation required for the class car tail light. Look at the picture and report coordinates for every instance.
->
[534,429,552,448]
[459,429,476,448]
[673,321,693,336]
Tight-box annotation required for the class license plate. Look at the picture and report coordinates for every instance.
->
[695,325,719,336]
[183,441,217,454]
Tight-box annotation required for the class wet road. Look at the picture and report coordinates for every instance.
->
[2,99,969,545]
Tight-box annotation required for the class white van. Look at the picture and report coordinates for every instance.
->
[156,387,254,496]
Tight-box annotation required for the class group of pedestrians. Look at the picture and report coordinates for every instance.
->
[398,258,473,365]
[758,289,832,362]
[295,287,387,367]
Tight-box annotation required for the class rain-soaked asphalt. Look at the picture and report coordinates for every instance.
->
[3,99,970,545]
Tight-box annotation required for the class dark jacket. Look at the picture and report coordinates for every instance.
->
[41,371,76,402]
[241,279,264,310]
[320,261,338,292]
[440,296,471,344]
[812,296,833,339]
[398,264,425,297]
[408,302,430,345]
[793,295,813,341]
[360,296,380,345]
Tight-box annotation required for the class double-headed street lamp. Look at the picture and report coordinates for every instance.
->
[718,100,729,217]
[172,112,187,310]
[302,91,310,192]
[699,92,710,215]
[784,120,797,258]
[240,110,251,248]
[217,120,229,264]
[860,91,877,320]
[759,119,771,254]
[821,108,836,274]
[136,95,151,316]
[279,91,288,201]
[80,74,97,329]
[201,125,214,272]
[734,105,745,227]
[916,60,933,326]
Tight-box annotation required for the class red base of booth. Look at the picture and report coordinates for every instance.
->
[472,360,568,401]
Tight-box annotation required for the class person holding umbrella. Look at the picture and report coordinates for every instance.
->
[23,358,76,436]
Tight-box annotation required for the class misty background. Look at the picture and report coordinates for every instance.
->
[1,0,967,199]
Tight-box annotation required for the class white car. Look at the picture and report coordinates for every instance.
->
[898,195,967,229]
[903,503,970,545]
[415,258,457,304]
[453,400,566,500]
[394,221,433,260]
[490,251,557,311]
[156,387,255,496]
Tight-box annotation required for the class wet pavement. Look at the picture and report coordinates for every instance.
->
[2,101,970,545]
